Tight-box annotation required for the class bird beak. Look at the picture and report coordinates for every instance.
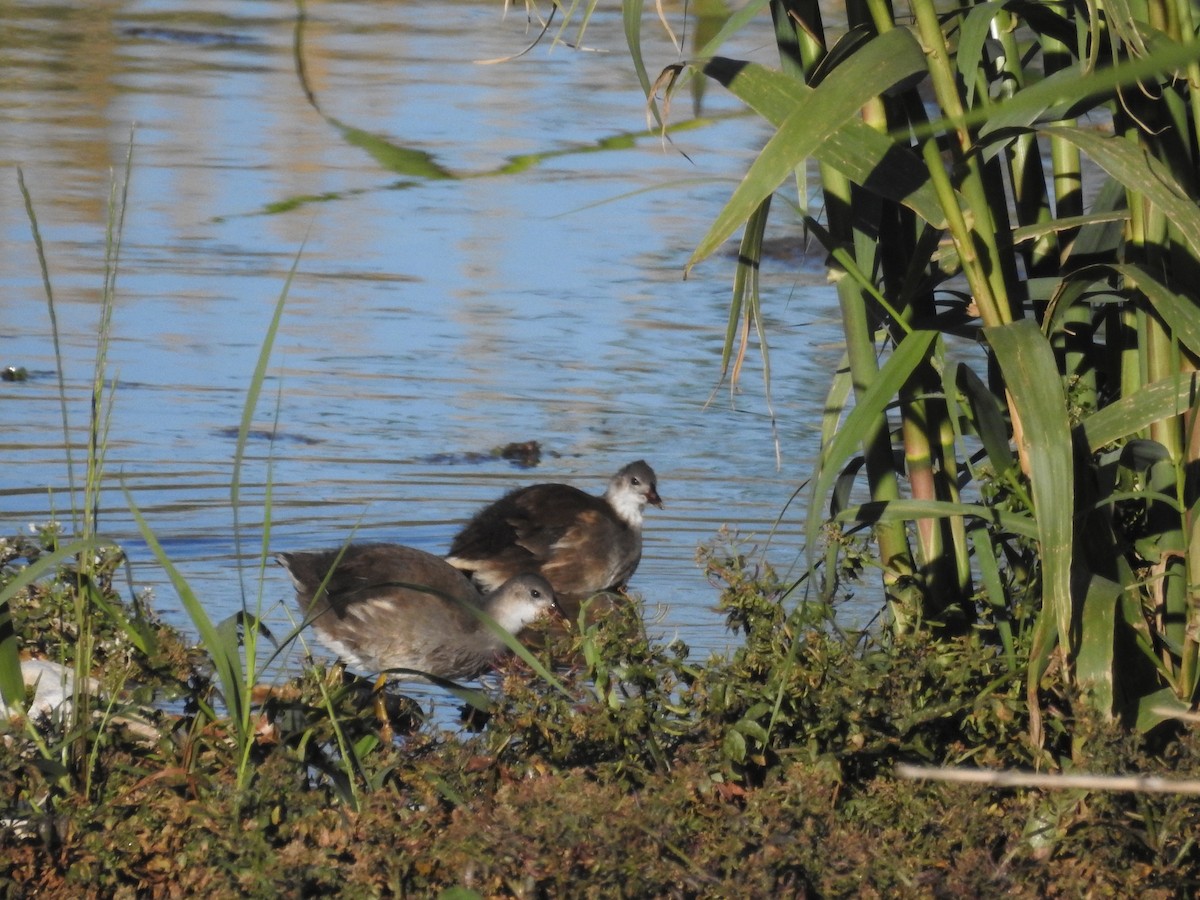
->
[551,592,568,620]
[648,487,663,509]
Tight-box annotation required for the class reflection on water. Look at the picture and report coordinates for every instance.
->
[0,0,856,671]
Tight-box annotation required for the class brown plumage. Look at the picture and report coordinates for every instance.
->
[445,460,662,606]
[277,543,556,681]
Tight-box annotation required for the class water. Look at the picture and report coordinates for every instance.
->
[0,0,854,677]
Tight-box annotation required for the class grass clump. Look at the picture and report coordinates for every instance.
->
[1,528,199,700]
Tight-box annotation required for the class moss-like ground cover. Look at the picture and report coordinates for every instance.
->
[2,528,1198,898]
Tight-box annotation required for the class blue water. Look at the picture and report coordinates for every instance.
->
[0,0,855,680]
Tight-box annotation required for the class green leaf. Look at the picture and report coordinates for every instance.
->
[698,58,945,227]
[1040,127,1200,260]
[1133,686,1190,733]
[955,364,1016,477]
[820,352,854,450]
[957,1,1005,108]
[969,520,1015,665]
[834,498,1038,540]
[694,0,771,60]
[1025,601,1058,750]
[353,732,381,759]
[807,330,939,569]
[976,35,1200,140]
[688,27,929,270]
[0,613,20,711]
[623,0,656,122]
[1081,373,1200,452]
[1076,574,1120,716]
[733,717,770,744]
[723,727,747,763]
[329,119,454,180]
[986,321,1074,655]
[1110,263,1200,357]
[439,889,486,900]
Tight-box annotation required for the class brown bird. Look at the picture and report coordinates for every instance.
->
[445,460,662,606]
[277,543,557,681]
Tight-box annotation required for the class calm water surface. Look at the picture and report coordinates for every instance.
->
[0,0,855,676]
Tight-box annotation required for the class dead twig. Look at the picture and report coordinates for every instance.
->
[896,763,1200,795]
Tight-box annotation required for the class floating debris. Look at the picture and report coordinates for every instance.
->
[422,440,543,468]
[214,426,321,446]
[498,440,541,467]
[119,26,257,47]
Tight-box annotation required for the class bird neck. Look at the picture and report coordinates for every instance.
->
[605,489,644,528]
[486,603,536,636]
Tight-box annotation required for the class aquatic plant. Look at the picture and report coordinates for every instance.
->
[609,0,1200,753]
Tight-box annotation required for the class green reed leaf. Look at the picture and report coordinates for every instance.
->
[986,320,1074,662]
[688,27,928,271]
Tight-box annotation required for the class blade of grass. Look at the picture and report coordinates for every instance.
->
[125,488,249,744]
[18,169,78,530]
[232,242,304,606]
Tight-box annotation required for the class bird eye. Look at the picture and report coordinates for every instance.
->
[531,588,542,599]
[631,477,641,485]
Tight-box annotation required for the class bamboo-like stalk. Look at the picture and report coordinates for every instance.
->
[802,0,926,625]
[910,0,1012,327]
[1175,0,1200,144]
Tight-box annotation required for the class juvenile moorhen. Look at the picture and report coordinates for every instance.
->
[445,460,662,606]
[277,543,557,681]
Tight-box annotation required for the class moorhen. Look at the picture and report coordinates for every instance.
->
[277,543,557,681]
[445,460,662,606]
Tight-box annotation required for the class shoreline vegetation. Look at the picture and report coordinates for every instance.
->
[7,0,1200,893]
[3,525,1199,895]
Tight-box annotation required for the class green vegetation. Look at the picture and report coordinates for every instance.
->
[628,0,1200,744]
[3,525,1199,894]
[6,0,1200,893]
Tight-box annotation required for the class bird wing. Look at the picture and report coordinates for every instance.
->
[507,485,608,561]
[537,508,637,596]
[286,544,480,620]
[447,484,638,597]
[449,484,594,562]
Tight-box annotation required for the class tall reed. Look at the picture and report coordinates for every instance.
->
[608,0,1200,750]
